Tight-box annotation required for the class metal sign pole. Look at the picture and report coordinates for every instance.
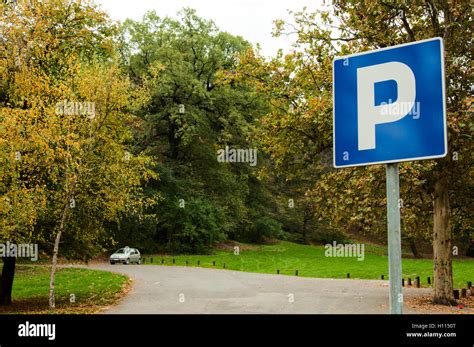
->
[386,163,403,314]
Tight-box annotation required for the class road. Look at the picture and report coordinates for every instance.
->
[84,263,431,314]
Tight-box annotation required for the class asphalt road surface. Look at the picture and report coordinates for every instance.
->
[85,263,431,314]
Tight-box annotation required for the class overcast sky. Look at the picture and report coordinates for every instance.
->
[94,0,325,58]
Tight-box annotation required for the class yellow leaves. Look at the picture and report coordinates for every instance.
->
[148,60,165,79]
[74,62,133,116]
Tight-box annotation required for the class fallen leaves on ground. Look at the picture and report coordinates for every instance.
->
[406,292,474,314]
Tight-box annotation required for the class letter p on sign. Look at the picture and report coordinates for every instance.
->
[357,62,416,151]
[333,38,447,168]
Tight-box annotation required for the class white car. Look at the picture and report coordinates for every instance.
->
[110,247,141,265]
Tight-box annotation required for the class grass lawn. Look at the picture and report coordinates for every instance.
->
[144,241,473,289]
[0,265,129,314]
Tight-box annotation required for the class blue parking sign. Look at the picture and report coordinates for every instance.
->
[333,38,447,168]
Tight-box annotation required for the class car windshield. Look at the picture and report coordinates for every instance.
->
[115,248,125,254]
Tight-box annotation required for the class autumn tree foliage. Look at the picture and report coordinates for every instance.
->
[230,0,472,305]
[0,0,156,307]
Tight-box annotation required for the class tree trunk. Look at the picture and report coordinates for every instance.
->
[302,211,308,241]
[408,239,420,258]
[49,203,69,309]
[0,256,16,306]
[432,175,456,305]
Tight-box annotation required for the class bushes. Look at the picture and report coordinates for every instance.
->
[157,197,228,254]
[283,217,349,245]
[306,223,349,245]
[238,213,283,244]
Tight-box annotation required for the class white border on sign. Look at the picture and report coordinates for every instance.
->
[332,37,447,168]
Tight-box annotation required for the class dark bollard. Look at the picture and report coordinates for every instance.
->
[461,288,467,298]
[427,277,431,285]
[453,290,459,300]
[150,257,153,263]
[347,273,350,278]
[295,270,298,276]
[468,281,472,289]
[223,263,226,268]
[197,260,200,265]
[381,275,384,280]
[408,278,412,286]
[402,278,405,287]
[277,269,280,274]
[172,258,175,264]
[186,260,188,265]
[161,258,164,264]
[415,276,420,288]
[213,261,215,266]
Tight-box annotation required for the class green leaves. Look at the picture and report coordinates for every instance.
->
[112,9,281,252]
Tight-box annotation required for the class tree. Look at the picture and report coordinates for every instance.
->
[0,0,156,308]
[234,0,472,304]
[328,0,472,306]
[117,9,281,252]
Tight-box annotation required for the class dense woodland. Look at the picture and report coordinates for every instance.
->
[0,0,472,306]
